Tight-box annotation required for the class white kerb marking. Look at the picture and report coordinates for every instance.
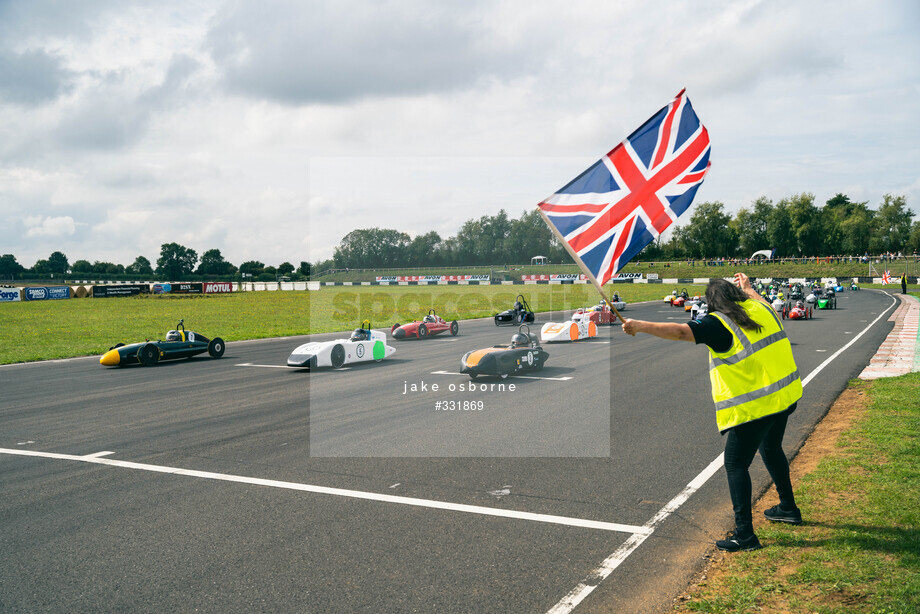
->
[546,293,897,614]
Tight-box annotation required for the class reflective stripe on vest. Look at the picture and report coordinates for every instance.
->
[708,300,802,432]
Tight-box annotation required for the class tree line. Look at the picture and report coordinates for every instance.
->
[2,192,916,281]
[0,243,311,282]
[320,192,918,272]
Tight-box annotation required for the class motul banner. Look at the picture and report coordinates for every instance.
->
[204,281,234,294]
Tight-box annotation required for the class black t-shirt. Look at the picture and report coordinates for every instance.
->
[688,314,733,353]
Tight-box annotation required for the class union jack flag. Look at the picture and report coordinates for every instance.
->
[538,89,711,286]
[882,270,891,284]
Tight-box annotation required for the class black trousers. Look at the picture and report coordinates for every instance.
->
[723,404,797,537]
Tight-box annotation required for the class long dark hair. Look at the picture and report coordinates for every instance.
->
[706,278,763,332]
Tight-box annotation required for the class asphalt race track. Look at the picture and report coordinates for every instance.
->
[0,289,898,613]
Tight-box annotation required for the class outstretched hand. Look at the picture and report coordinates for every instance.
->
[622,318,639,336]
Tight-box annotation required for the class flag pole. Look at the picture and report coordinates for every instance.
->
[537,207,626,324]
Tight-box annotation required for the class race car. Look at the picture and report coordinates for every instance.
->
[771,297,786,313]
[460,325,549,380]
[782,300,812,320]
[815,290,837,309]
[100,319,225,367]
[391,309,459,340]
[787,284,805,301]
[572,298,621,325]
[683,295,703,312]
[690,301,708,320]
[540,314,598,342]
[288,320,395,369]
[494,295,535,326]
[663,289,679,303]
[671,289,690,307]
[850,281,860,291]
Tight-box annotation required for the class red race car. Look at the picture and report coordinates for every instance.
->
[782,300,812,320]
[391,309,459,340]
[572,300,618,325]
[671,288,690,307]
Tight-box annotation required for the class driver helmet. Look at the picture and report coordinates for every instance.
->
[511,333,530,348]
[166,330,181,342]
[513,301,523,311]
[611,294,619,302]
[424,314,436,323]
[350,328,368,342]
[796,300,805,309]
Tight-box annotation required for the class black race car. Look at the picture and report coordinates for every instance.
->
[494,295,535,326]
[460,325,549,379]
[100,319,225,367]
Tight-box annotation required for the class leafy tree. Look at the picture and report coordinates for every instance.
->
[507,209,557,263]
[30,259,50,277]
[731,197,773,256]
[47,251,69,276]
[239,261,265,277]
[197,248,234,276]
[680,201,736,258]
[871,194,914,254]
[92,261,124,275]
[277,262,295,276]
[125,255,154,276]
[0,254,25,280]
[407,231,443,267]
[334,228,411,269]
[298,261,312,277]
[784,193,823,256]
[907,221,920,255]
[71,259,93,275]
[156,243,198,280]
[766,201,796,257]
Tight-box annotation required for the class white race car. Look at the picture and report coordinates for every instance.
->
[540,315,598,342]
[690,301,708,320]
[287,321,396,369]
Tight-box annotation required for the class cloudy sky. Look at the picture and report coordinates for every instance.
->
[1,0,918,269]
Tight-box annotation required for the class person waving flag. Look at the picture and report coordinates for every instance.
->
[882,270,892,284]
[538,89,711,298]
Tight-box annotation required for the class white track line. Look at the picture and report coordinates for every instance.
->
[0,447,648,536]
[546,292,898,614]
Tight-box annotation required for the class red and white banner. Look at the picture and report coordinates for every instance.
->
[204,281,234,294]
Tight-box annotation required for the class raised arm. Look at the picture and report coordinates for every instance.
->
[734,272,767,304]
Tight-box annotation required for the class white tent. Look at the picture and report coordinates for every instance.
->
[531,255,548,265]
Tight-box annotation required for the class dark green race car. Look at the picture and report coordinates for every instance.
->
[100,319,225,367]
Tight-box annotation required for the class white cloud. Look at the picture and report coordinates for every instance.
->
[24,215,76,237]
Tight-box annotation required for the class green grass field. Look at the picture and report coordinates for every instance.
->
[677,374,920,613]
[1,283,698,364]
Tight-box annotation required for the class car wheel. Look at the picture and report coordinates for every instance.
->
[391,323,400,334]
[418,323,428,338]
[330,344,346,368]
[208,337,225,358]
[450,321,459,336]
[469,373,478,380]
[138,343,159,367]
[499,373,509,380]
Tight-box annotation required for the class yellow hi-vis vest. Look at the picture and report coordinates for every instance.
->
[708,299,802,432]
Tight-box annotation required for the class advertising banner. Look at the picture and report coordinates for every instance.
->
[23,286,71,301]
[92,284,149,298]
[203,281,234,294]
[611,273,643,280]
[153,282,203,295]
[0,287,21,302]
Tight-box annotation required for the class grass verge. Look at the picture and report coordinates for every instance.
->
[0,283,703,364]
[674,374,920,613]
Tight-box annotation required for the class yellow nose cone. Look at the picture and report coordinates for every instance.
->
[100,349,121,366]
